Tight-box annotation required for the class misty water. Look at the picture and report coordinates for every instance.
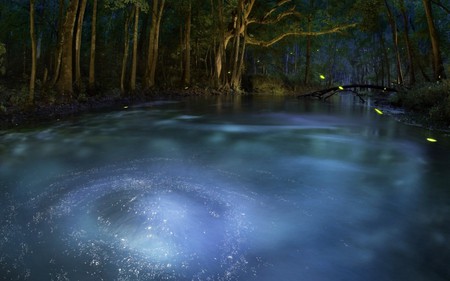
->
[1,94,449,280]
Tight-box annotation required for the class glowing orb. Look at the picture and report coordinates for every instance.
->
[374,108,383,115]
[338,86,344,90]
[319,75,325,80]
[426,138,437,142]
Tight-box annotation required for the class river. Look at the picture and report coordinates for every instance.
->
[1,94,449,280]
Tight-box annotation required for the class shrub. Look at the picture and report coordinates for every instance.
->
[398,79,450,125]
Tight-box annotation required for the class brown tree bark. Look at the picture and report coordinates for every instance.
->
[75,0,88,90]
[121,8,133,94]
[88,0,97,92]
[144,0,165,90]
[55,0,80,99]
[50,0,65,87]
[384,0,404,85]
[423,0,446,80]
[304,15,312,85]
[399,0,416,85]
[130,4,139,92]
[181,0,191,86]
[29,0,37,104]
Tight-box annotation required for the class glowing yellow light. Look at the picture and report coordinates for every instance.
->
[375,108,383,115]
[426,138,437,143]
[338,86,344,90]
[123,105,128,109]
[320,75,325,80]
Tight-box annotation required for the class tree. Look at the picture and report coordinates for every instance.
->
[399,0,416,85]
[143,0,166,90]
[130,4,140,92]
[75,0,88,90]
[181,0,192,86]
[29,0,37,104]
[55,0,80,99]
[423,0,446,81]
[384,0,404,85]
[121,8,133,94]
[88,0,98,92]
[212,0,357,91]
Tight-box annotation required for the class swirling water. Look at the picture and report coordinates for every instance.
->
[1,95,450,280]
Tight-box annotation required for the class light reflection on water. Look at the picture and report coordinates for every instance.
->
[1,95,450,280]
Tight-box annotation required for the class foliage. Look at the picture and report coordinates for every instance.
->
[247,75,291,95]
[104,0,149,12]
[398,79,450,125]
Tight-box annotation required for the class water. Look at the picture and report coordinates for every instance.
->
[1,95,449,280]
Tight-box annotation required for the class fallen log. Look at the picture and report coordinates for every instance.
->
[298,84,398,103]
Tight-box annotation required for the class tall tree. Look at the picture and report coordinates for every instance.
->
[29,0,37,104]
[181,0,192,86]
[121,8,133,94]
[75,0,88,90]
[399,0,416,84]
[423,0,446,80]
[55,0,80,99]
[384,0,404,85]
[143,0,165,90]
[212,0,356,91]
[130,4,140,92]
[50,0,66,88]
[88,0,98,92]
[304,0,314,85]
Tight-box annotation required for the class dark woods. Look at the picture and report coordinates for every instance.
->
[0,0,448,107]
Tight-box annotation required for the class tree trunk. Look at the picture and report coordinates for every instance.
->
[121,8,133,94]
[130,4,139,92]
[55,0,80,99]
[182,0,191,86]
[214,0,226,87]
[50,0,65,87]
[88,0,97,92]
[29,0,37,104]
[144,0,165,90]
[384,0,404,85]
[74,0,87,91]
[422,0,446,80]
[400,0,416,85]
[379,32,390,86]
[230,1,242,91]
[304,15,312,85]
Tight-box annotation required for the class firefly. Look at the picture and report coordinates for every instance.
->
[426,138,437,143]
[374,108,383,115]
[319,75,325,80]
[338,86,344,90]
[123,105,129,109]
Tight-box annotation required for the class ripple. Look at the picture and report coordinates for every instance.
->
[4,158,255,280]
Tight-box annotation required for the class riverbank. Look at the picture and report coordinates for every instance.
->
[1,83,449,132]
[0,87,222,130]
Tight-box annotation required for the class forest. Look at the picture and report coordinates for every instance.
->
[0,0,449,120]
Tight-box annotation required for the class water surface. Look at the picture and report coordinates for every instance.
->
[1,95,449,280]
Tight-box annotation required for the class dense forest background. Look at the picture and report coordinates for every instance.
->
[0,0,448,106]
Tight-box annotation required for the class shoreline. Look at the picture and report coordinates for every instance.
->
[1,90,449,133]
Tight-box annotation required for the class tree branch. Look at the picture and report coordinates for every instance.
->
[246,23,357,47]
[431,0,450,14]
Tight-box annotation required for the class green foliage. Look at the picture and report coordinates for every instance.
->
[248,75,290,95]
[399,80,450,125]
[104,0,149,12]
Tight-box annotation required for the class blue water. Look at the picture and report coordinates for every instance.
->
[1,95,450,280]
